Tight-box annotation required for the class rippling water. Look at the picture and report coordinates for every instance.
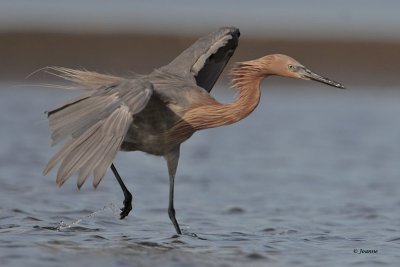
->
[1,84,400,266]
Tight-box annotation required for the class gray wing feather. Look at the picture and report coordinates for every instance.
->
[76,110,131,187]
[160,27,239,92]
[92,138,121,187]
[43,78,153,188]
[49,94,119,145]
[45,67,124,90]
[56,121,104,186]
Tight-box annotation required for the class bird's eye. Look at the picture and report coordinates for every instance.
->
[288,64,295,71]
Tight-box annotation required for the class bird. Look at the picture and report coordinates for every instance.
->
[42,27,344,235]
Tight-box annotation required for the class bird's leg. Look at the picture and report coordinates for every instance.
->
[110,163,132,219]
[165,147,182,235]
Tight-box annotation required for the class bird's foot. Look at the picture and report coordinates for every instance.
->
[183,232,198,238]
[119,194,133,219]
[174,231,207,240]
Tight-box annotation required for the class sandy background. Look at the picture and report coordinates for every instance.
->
[0,32,398,89]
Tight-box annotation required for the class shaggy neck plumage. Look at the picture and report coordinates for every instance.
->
[183,60,271,131]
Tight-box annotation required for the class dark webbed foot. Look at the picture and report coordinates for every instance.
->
[120,191,132,219]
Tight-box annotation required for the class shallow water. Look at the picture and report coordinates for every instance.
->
[1,84,400,267]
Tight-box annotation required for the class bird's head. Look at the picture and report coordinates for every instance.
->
[257,54,345,89]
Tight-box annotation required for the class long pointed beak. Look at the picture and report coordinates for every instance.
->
[301,68,345,89]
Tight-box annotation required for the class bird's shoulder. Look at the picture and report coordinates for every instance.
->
[148,70,216,109]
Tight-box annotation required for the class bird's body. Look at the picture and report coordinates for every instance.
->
[122,60,266,156]
[43,27,344,234]
[120,72,196,156]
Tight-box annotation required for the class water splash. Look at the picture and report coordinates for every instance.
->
[56,203,120,231]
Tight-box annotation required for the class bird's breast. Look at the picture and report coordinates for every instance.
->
[119,96,194,156]
[120,124,193,156]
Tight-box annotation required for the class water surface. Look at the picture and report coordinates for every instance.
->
[0,84,399,266]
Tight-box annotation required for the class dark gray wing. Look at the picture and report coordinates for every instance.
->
[160,27,240,92]
[43,79,153,188]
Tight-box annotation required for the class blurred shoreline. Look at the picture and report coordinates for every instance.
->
[1,32,399,88]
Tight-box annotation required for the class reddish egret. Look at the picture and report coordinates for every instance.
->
[43,27,344,234]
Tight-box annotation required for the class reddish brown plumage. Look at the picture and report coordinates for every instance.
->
[176,56,275,133]
[170,53,345,142]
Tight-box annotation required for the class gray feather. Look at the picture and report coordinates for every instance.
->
[160,27,239,92]
[44,78,153,188]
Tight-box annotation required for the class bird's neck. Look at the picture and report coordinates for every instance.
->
[183,63,265,131]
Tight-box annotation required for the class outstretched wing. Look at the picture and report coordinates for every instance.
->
[43,77,153,188]
[160,27,240,92]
